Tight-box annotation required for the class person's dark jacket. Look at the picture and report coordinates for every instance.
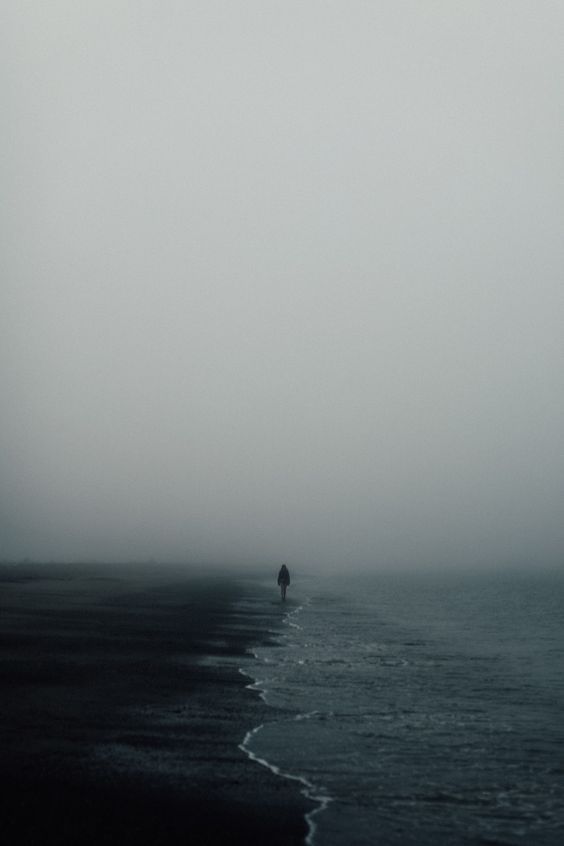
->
[277,566,290,586]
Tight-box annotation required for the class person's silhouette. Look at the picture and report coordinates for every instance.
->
[277,565,290,601]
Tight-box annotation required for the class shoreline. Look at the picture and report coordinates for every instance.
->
[0,562,315,845]
[237,596,333,846]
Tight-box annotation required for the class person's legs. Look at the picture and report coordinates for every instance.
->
[281,583,287,600]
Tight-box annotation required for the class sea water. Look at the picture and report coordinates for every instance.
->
[240,569,564,845]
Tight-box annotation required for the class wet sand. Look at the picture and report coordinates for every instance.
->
[0,563,312,845]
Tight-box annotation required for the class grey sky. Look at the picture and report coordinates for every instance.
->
[2,1,563,569]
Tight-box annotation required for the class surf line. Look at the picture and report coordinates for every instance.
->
[284,597,310,631]
[239,724,332,846]
[238,598,333,846]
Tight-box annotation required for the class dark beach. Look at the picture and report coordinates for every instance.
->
[0,563,312,845]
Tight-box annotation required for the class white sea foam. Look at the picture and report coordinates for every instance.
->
[238,723,332,846]
[238,595,333,846]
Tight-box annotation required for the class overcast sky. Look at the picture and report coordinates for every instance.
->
[2,1,563,570]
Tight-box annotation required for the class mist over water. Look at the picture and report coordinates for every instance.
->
[2,2,563,569]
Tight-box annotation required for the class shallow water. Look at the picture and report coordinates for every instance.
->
[241,569,564,845]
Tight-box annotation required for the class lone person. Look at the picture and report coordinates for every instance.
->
[277,564,290,601]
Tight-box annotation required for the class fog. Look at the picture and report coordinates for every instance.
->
[2,2,563,571]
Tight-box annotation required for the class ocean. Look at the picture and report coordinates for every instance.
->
[239,569,564,845]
